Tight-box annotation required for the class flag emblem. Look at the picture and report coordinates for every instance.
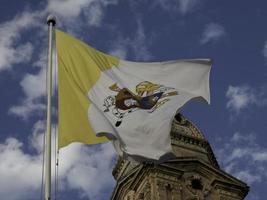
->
[103,81,178,127]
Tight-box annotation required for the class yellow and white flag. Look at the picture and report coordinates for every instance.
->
[56,29,211,160]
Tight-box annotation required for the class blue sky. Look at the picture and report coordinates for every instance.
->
[0,0,267,199]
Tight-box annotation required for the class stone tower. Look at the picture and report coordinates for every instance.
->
[111,113,249,200]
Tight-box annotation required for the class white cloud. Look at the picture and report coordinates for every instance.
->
[59,143,116,199]
[109,47,128,59]
[0,9,50,119]
[234,170,262,184]
[226,85,255,113]
[8,67,47,119]
[153,0,179,11]
[178,0,201,14]
[21,68,47,100]
[84,2,104,27]
[0,138,42,200]
[47,0,118,27]
[0,121,116,200]
[254,152,267,162]
[231,132,255,143]
[0,11,40,71]
[200,22,226,44]
[8,49,59,120]
[47,0,93,20]
[215,132,267,185]
[226,85,267,114]
[8,101,46,120]
[109,20,152,61]
[133,20,152,60]
[0,7,53,118]
[154,0,201,15]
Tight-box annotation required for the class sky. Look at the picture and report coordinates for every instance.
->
[0,0,267,199]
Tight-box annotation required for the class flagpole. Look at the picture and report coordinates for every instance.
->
[45,15,56,200]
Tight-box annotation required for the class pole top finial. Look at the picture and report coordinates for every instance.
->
[47,15,56,26]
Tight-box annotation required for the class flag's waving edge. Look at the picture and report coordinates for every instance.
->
[56,29,212,161]
[56,29,119,148]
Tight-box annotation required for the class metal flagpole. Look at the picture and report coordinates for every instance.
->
[45,15,56,200]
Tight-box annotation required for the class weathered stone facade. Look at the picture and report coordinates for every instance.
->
[111,114,249,200]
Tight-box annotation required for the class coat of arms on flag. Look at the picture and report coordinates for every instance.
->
[103,81,178,127]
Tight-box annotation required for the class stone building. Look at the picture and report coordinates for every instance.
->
[111,113,249,200]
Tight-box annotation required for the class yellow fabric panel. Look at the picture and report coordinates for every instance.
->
[56,29,119,149]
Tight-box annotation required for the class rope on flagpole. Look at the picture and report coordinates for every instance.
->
[54,121,59,200]
[40,118,46,200]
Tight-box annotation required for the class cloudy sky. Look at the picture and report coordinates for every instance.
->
[0,0,267,199]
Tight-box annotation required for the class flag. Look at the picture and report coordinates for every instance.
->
[56,29,211,160]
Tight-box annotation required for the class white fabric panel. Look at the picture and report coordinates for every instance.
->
[87,59,211,161]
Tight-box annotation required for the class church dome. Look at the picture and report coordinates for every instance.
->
[170,113,219,168]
